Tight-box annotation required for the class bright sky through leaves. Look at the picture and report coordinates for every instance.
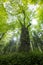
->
[28,4,39,12]
[31,19,38,25]
[13,37,17,41]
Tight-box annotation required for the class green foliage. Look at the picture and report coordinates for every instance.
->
[35,5,43,22]
[0,52,43,65]
[30,0,38,4]
[0,0,43,54]
[0,4,8,32]
[39,0,43,5]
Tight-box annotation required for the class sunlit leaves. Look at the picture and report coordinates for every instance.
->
[35,5,43,22]
[39,0,43,5]
[0,4,8,32]
[0,4,7,19]
[22,0,38,5]
[22,0,29,5]
[29,0,38,4]
[0,0,8,3]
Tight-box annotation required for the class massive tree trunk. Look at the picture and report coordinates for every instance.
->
[18,10,31,52]
[19,24,30,52]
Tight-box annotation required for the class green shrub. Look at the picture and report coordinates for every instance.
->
[0,52,43,65]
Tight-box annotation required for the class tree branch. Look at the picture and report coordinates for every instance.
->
[27,23,31,28]
[0,33,5,40]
